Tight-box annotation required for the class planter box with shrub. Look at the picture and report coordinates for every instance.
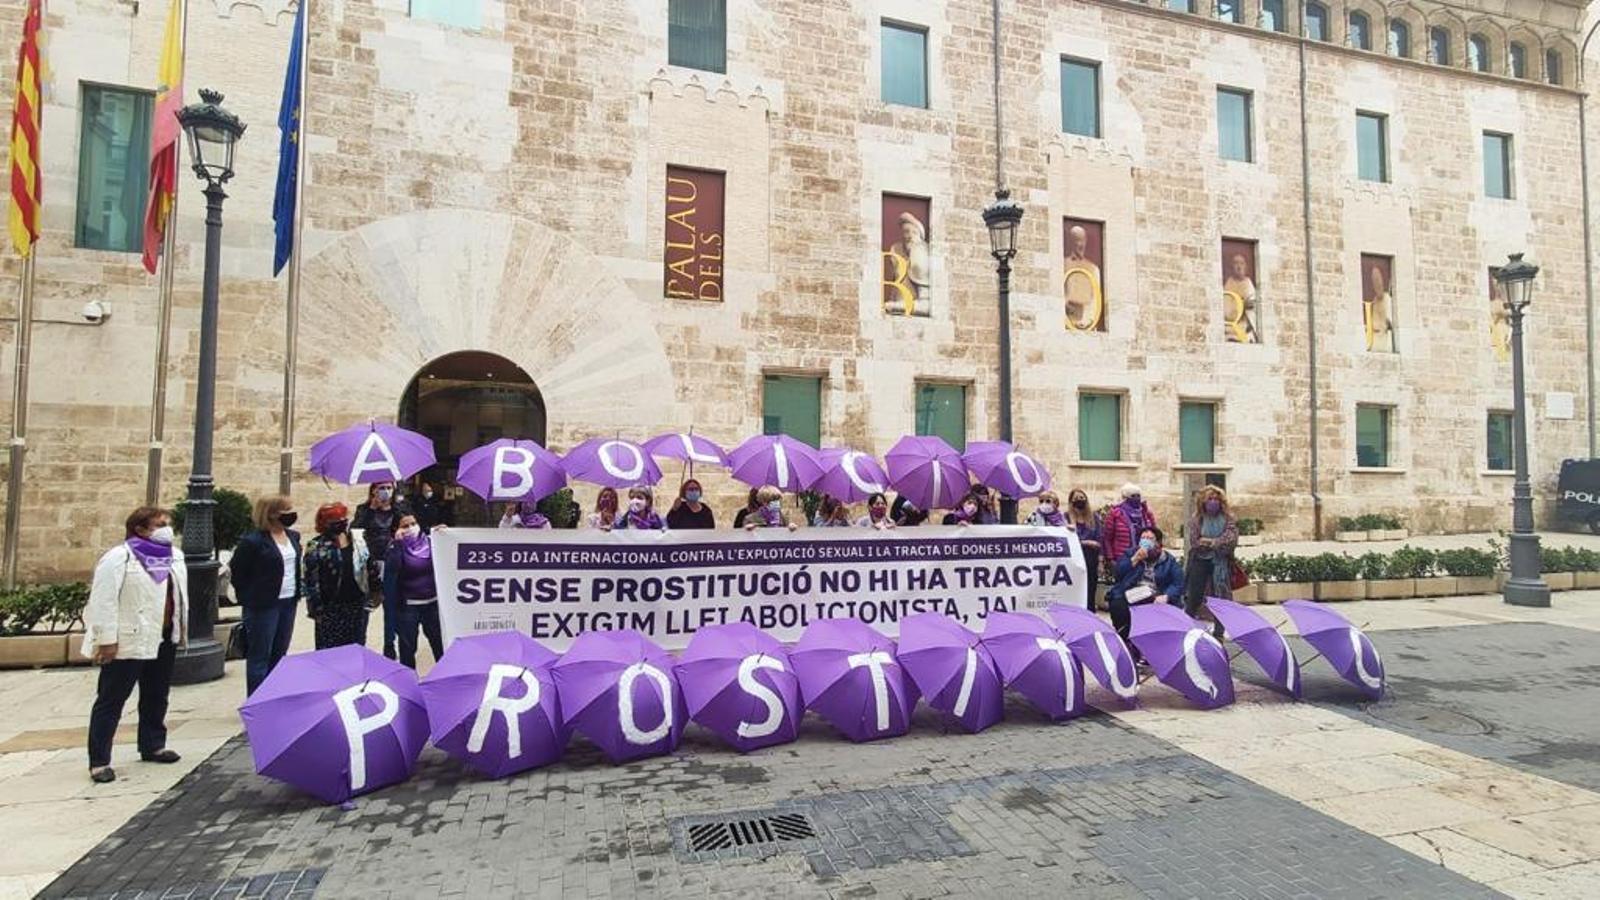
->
[0,633,68,668]
[1334,531,1368,543]
[1315,580,1367,601]
[1436,548,1498,598]
[1456,575,1498,594]
[1379,529,1409,541]
[1365,578,1416,600]
[1232,583,1260,604]
[1576,571,1600,589]
[0,582,91,669]
[1413,576,1459,598]
[1546,572,1577,591]
[1260,582,1314,603]
[1236,518,1264,547]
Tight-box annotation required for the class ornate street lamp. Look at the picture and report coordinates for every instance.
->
[982,188,1024,525]
[171,89,246,684]
[1497,253,1550,608]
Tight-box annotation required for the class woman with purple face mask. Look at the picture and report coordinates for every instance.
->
[941,495,983,527]
[1183,485,1237,639]
[614,486,668,531]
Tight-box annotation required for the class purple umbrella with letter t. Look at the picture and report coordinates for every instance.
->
[1206,596,1301,700]
[791,618,916,742]
[551,630,685,763]
[727,434,825,492]
[980,611,1087,721]
[1283,600,1384,700]
[885,435,968,511]
[308,420,436,485]
[677,623,802,753]
[419,631,568,779]
[1046,603,1139,707]
[456,439,567,504]
[239,645,429,804]
[1129,604,1235,710]
[962,441,1052,499]
[897,612,1003,733]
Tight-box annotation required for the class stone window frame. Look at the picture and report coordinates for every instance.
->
[1542,37,1575,86]
[1464,19,1507,75]
[759,369,827,450]
[1346,9,1373,51]
[1354,109,1390,184]
[1257,0,1291,34]
[1386,3,1428,61]
[1076,388,1128,464]
[1214,0,1245,25]
[1215,85,1255,164]
[1481,130,1515,200]
[1424,11,1467,67]
[1507,40,1528,79]
[1484,409,1515,474]
[1303,0,1332,42]
[1353,402,1399,471]
[879,18,932,110]
[1059,55,1103,139]
[1177,398,1222,466]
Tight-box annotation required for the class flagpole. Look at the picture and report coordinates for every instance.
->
[278,0,309,496]
[144,0,187,506]
[3,253,35,589]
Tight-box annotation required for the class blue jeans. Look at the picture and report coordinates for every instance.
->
[396,601,443,670]
[242,600,297,696]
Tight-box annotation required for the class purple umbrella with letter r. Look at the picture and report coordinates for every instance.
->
[1046,603,1139,707]
[677,622,802,753]
[551,630,685,763]
[791,618,916,742]
[1129,604,1235,710]
[455,439,567,503]
[980,611,1087,721]
[419,631,567,779]
[885,435,968,511]
[1206,596,1301,700]
[727,434,824,492]
[962,441,1052,500]
[308,420,436,485]
[1283,600,1384,700]
[897,612,1003,733]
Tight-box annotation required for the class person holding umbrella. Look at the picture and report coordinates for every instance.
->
[891,495,928,527]
[941,492,983,526]
[1106,526,1184,663]
[666,479,715,529]
[353,481,409,659]
[229,497,303,695]
[384,513,446,669]
[813,495,853,527]
[856,493,895,529]
[499,501,551,529]
[743,486,799,531]
[303,502,370,650]
[731,487,761,529]
[614,486,668,531]
[586,487,621,530]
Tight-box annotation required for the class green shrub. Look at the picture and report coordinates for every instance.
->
[1567,547,1600,572]
[0,582,89,636]
[537,488,581,529]
[173,488,252,551]
[1249,553,1318,583]
[1237,518,1263,536]
[1305,552,1361,582]
[1436,548,1497,578]
[1385,545,1437,579]
[1336,516,1360,532]
[1357,551,1389,581]
[1539,546,1583,574]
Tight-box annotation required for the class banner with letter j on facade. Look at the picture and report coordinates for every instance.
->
[431,526,1087,650]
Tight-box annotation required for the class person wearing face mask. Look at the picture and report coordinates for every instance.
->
[586,487,621,530]
[856,493,895,529]
[383,514,446,669]
[1183,486,1237,639]
[1065,489,1104,610]
[942,495,984,527]
[353,481,410,659]
[744,485,799,531]
[303,502,371,650]
[667,479,715,530]
[229,496,303,695]
[615,486,668,531]
[499,500,552,529]
[82,507,189,783]
[412,481,447,533]
[813,494,852,527]
[890,494,928,527]
[731,487,761,529]
[1102,483,1157,570]
[1107,526,1184,661]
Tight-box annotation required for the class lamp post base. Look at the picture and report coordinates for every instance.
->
[1502,531,1550,607]
[171,636,225,684]
[1502,576,1552,608]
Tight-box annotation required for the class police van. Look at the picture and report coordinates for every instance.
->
[1558,459,1600,534]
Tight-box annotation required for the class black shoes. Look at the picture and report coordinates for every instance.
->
[89,767,116,784]
[140,749,181,764]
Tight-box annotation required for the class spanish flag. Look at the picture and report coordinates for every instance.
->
[141,0,184,274]
[7,0,43,257]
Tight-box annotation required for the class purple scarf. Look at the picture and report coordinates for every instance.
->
[400,531,432,561]
[759,505,783,527]
[1038,509,1067,527]
[519,511,550,529]
[628,509,664,530]
[1119,500,1147,534]
[126,537,173,583]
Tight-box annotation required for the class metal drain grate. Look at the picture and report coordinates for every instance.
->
[687,812,816,851]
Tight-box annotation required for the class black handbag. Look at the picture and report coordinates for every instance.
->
[225,621,248,661]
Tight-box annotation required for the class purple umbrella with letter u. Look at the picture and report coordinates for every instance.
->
[677,622,802,753]
[419,632,567,779]
[239,645,429,804]
[980,611,1087,721]
[813,448,890,503]
[1206,596,1301,700]
[561,438,662,489]
[791,618,916,742]
[727,434,825,492]
[456,439,567,503]
[1129,604,1235,710]
[885,435,968,511]
[1046,604,1139,707]
[961,441,1053,500]
[308,420,436,485]
[897,612,1003,733]
[1282,600,1384,700]
[551,630,685,763]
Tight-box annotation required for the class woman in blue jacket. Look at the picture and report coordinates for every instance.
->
[1106,526,1183,662]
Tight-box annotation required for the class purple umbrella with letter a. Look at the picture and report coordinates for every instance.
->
[884,435,968,511]
[239,645,429,804]
[897,612,1003,733]
[308,420,436,485]
[1129,604,1235,710]
[677,623,802,753]
[456,439,567,503]
[791,618,916,742]
[1046,604,1139,707]
[812,448,891,503]
[961,441,1053,500]
[727,434,825,492]
[1206,596,1301,700]
[561,438,662,489]
[551,630,684,763]
[1282,600,1385,700]
[642,432,730,471]
[979,611,1087,721]
[419,632,567,779]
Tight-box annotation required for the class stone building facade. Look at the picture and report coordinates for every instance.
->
[0,0,1593,578]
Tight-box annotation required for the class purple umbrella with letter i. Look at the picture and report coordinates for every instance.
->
[677,623,803,753]
[791,618,916,742]
[980,611,1087,721]
[455,439,567,503]
[1128,604,1235,710]
[1282,600,1385,700]
[962,441,1053,500]
[419,631,567,779]
[561,438,662,489]
[885,435,968,511]
[1046,604,1139,708]
[550,630,685,763]
[727,434,825,493]
[897,612,1003,733]
[1205,596,1301,700]
[308,420,436,485]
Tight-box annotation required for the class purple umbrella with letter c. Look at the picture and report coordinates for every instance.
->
[727,434,825,492]
[677,622,802,753]
[1206,596,1301,700]
[961,441,1053,499]
[1129,604,1235,710]
[897,612,1003,733]
[1046,603,1139,707]
[561,438,662,489]
[419,631,568,779]
[456,439,567,503]
[1283,600,1384,700]
[551,630,685,763]
[885,435,968,511]
[308,420,436,485]
[791,618,916,742]
[980,611,1087,721]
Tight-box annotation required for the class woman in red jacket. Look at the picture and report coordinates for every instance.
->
[1101,483,1156,568]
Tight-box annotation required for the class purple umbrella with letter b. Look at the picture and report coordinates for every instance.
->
[885,435,968,511]
[551,630,685,763]
[677,623,802,753]
[308,420,436,485]
[1206,596,1301,700]
[1283,600,1384,700]
[1046,603,1139,707]
[791,619,916,742]
[897,612,1003,733]
[419,631,568,779]
[727,434,825,492]
[980,611,1087,721]
[456,439,567,503]
[961,441,1052,500]
[1129,604,1235,710]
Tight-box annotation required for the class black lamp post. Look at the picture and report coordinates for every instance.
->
[171,89,246,685]
[982,188,1024,525]
[1497,253,1551,609]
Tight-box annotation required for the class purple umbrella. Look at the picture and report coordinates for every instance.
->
[561,438,662,489]
[642,432,730,470]
[727,434,825,492]
[884,435,968,511]
[455,439,567,503]
[791,618,916,742]
[419,632,567,778]
[897,612,1003,733]
[1282,600,1384,700]
[238,645,428,804]
[308,420,436,485]
[550,630,684,763]
[961,441,1053,499]
[1206,597,1300,700]
[812,448,891,503]
[677,623,802,753]
[1129,604,1235,710]
[979,612,1087,721]
[1046,604,1139,707]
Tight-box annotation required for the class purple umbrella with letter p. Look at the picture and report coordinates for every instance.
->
[419,632,567,779]
[1046,604,1139,707]
[813,448,890,503]
[791,618,916,742]
[1129,604,1235,710]
[308,420,436,485]
[1206,596,1301,700]
[677,623,802,753]
[727,434,825,492]
[551,630,685,763]
[897,612,1003,733]
[1282,600,1384,700]
[456,439,567,503]
[961,441,1052,499]
[561,438,662,489]
[885,435,968,511]
[239,645,429,804]
[979,611,1087,721]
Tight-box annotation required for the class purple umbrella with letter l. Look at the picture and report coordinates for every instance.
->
[1206,596,1301,700]
[455,439,567,503]
[642,432,730,471]
[979,612,1087,721]
[550,630,685,763]
[238,645,429,804]
[1282,600,1384,700]
[961,441,1053,500]
[1129,604,1235,710]
[419,632,567,779]
[727,434,825,492]
[308,420,436,485]
[561,438,662,489]
[677,623,802,753]
[897,612,1003,733]
[1046,604,1139,708]
[884,435,968,511]
[812,448,891,503]
[790,618,916,742]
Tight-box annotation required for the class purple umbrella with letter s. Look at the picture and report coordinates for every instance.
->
[239,645,429,804]
[308,420,436,485]
[979,611,1087,721]
[885,435,968,511]
[455,439,567,503]
[1046,603,1139,707]
[419,632,567,779]
[551,630,685,763]
[962,441,1052,499]
[791,618,916,742]
[897,612,1003,733]
[677,623,802,753]
[727,434,825,492]
[1206,596,1301,700]
[813,448,890,503]
[1283,600,1384,700]
[1129,604,1235,710]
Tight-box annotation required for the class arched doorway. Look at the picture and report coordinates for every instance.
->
[398,351,547,526]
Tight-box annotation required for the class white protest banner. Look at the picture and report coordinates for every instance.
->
[431,525,1086,650]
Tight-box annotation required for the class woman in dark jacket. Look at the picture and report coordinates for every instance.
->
[304,502,369,650]
[229,496,302,695]
[352,480,409,659]
[383,514,446,669]
[1106,526,1183,662]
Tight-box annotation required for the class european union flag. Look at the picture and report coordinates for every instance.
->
[272,1,305,276]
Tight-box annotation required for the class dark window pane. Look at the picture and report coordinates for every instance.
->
[882,22,928,108]
[1261,0,1285,32]
[1348,12,1370,50]
[1389,22,1410,58]
[1431,28,1451,65]
[75,85,152,253]
[1469,35,1489,72]
[1306,3,1328,42]
[1217,0,1240,24]
[1079,393,1122,462]
[1357,113,1387,183]
[1179,402,1216,464]
[1166,0,1194,12]
[1484,133,1512,199]
[1217,88,1252,162]
[1546,50,1562,85]
[915,384,967,451]
[1509,43,1526,78]
[1356,406,1390,468]
[668,0,726,73]
[1061,58,1100,138]
[1487,412,1514,471]
[761,375,822,448]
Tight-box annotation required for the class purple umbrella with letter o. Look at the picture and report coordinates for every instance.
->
[1129,604,1235,710]
[1206,596,1301,700]
[308,420,436,485]
[419,632,567,779]
[813,448,891,503]
[884,435,968,511]
[897,612,1003,733]
[677,623,802,753]
[1046,603,1139,707]
[791,618,916,742]
[727,434,825,492]
[961,441,1052,500]
[456,439,567,503]
[239,645,429,804]
[980,611,1087,721]
[561,438,662,489]
[551,630,684,763]
[1283,600,1384,700]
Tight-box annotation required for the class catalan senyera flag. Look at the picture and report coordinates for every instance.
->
[141,0,184,274]
[8,0,43,258]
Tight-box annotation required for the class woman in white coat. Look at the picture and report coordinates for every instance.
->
[83,506,189,783]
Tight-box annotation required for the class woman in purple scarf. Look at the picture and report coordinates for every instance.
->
[498,501,551,529]
[614,486,668,531]
[382,514,445,669]
[1102,483,1156,567]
